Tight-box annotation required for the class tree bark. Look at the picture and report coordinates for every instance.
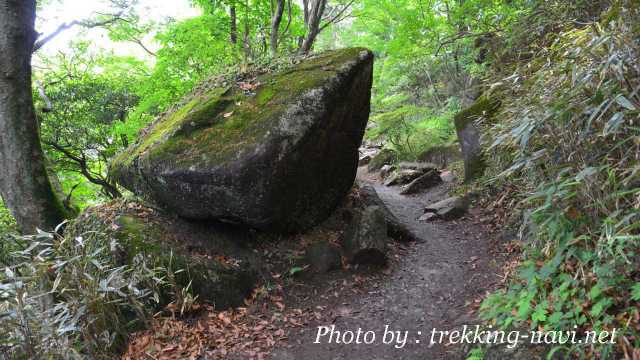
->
[299,0,327,54]
[0,0,68,233]
[229,1,237,45]
[242,0,251,60]
[270,0,285,56]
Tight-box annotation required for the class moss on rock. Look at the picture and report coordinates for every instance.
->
[454,95,501,181]
[454,96,501,132]
[367,149,398,172]
[110,48,374,232]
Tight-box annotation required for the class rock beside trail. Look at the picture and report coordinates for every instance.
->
[379,164,397,179]
[424,196,469,220]
[384,169,423,186]
[454,96,500,182]
[358,155,372,166]
[66,201,259,309]
[358,184,418,242]
[110,48,374,233]
[440,170,456,183]
[343,206,388,265]
[367,149,397,172]
[397,161,438,173]
[400,170,442,195]
[417,144,461,169]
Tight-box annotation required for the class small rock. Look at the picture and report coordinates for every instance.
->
[398,162,439,174]
[358,155,372,166]
[400,170,442,195]
[367,149,397,172]
[305,242,342,273]
[343,206,388,265]
[424,196,469,220]
[418,212,438,222]
[379,164,397,179]
[440,170,456,183]
[357,185,418,242]
[384,169,423,186]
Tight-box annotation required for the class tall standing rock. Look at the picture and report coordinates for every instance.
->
[454,96,500,182]
[110,48,374,232]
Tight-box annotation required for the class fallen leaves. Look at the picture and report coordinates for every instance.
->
[122,289,326,360]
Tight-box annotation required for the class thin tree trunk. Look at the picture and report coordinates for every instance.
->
[0,0,68,234]
[270,0,285,56]
[230,1,238,44]
[299,0,327,54]
[242,0,251,61]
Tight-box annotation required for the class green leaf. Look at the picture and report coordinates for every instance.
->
[289,266,306,276]
[631,283,640,301]
[615,95,636,110]
[603,112,625,135]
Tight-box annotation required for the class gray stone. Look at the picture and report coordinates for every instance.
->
[440,170,456,183]
[384,169,423,186]
[367,148,397,172]
[357,184,418,242]
[417,145,462,169]
[400,170,442,195]
[379,164,396,179]
[110,48,374,233]
[343,206,388,265]
[418,212,438,222]
[397,161,439,173]
[305,242,342,273]
[454,96,500,182]
[424,196,469,220]
[358,154,372,166]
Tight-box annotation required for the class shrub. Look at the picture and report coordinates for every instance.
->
[480,2,640,357]
[0,226,166,359]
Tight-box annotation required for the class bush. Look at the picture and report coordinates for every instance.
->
[367,103,457,161]
[0,226,166,359]
[480,2,640,357]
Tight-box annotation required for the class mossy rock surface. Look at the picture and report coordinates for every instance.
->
[66,201,259,309]
[110,48,374,233]
[367,148,397,172]
[453,95,501,181]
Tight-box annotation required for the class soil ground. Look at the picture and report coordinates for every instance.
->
[122,167,510,360]
[266,167,506,360]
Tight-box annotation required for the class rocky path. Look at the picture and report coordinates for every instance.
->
[270,169,502,360]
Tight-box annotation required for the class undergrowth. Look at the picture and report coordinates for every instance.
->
[0,225,172,359]
[479,1,640,357]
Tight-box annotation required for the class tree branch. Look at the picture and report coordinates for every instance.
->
[319,0,355,31]
[33,13,124,53]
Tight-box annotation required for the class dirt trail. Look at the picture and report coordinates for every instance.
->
[270,169,501,360]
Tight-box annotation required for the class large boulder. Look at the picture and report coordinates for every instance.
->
[454,96,500,181]
[110,48,374,232]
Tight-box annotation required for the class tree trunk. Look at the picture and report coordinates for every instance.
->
[0,0,68,234]
[299,0,327,54]
[229,1,237,45]
[270,0,285,56]
[242,0,251,61]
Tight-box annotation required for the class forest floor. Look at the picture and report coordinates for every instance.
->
[266,168,508,360]
[123,167,513,360]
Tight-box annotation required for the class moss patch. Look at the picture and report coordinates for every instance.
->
[454,96,501,132]
[112,48,369,172]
